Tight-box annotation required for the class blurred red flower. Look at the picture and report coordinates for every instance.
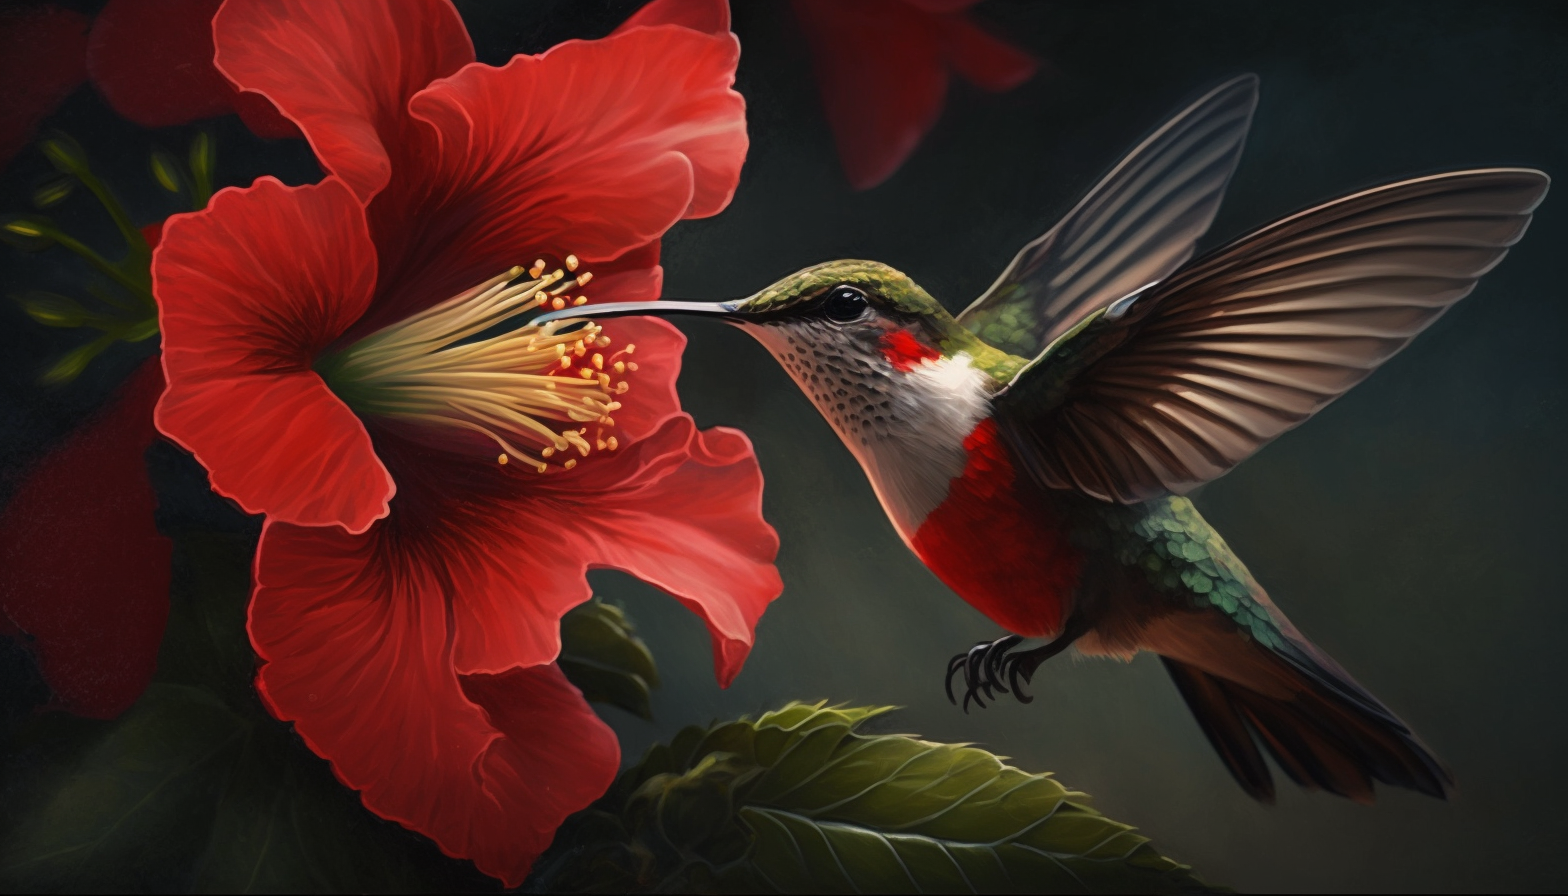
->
[0,5,89,167]
[0,222,171,720]
[792,0,1038,189]
[0,0,297,171]
[151,0,776,883]
[86,0,296,136]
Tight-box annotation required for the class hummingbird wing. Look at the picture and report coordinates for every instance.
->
[954,74,1258,357]
[994,168,1549,503]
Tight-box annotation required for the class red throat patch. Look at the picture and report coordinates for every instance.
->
[879,328,942,371]
[910,418,1084,637]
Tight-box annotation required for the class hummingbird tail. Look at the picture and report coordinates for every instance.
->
[1145,609,1454,804]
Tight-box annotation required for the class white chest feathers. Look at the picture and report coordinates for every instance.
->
[858,353,993,542]
[750,320,994,545]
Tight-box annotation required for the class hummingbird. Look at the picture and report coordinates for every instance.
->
[536,75,1548,804]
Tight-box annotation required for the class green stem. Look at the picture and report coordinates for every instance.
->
[41,225,154,306]
[70,165,150,267]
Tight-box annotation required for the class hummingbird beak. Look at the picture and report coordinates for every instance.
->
[531,300,741,327]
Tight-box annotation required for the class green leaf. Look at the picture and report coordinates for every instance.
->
[151,149,185,194]
[0,684,250,891]
[189,131,215,209]
[558,598,661,719]
[537,703,1218,894]
[32,176,74,209]
[0,216,55,250]
[40,333,116,385]
[14,290,95,328]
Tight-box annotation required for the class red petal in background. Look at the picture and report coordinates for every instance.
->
[792,0,947,190]
[252,520,619,886]
[0,360,171,719]
[942,11,1039,92]
[0,5,89,168]
[902,0,980,12]
[213,0,473,202]
[86,0,296,136]
[154,176,393,533]
[616,0,731,35]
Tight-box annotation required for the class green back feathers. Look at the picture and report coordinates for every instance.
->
[1095,497,1289,653]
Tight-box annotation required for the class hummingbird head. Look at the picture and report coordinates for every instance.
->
[533,259,1014,385]
[533,260,1023,538]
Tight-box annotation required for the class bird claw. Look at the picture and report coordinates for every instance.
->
[945,635,1024,712]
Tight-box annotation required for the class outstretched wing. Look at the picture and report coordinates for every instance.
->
[955,74,1258,357]
[996,168,1549,504]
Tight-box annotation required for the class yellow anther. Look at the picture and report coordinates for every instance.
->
[595,336,611,348]
[626,361,639,372]
[530,260,546,278]
[565,254,579,271]
[573,341,587,357]
[597,373,611,389]
[497,454,508,465]
[575,272,593,287]
[615,382,629,394]
[592,353,604,370]
[624,344,636,354]
[559,355,572,368]
[606,436,618,451]
[563,458,577,470]
[578,368,594,379]
[551,296,566,310]
[613,361,625,374]
[555,344,566,357]
[572,296,587,306]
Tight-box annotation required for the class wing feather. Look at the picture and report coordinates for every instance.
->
[956,75,1259,356]
[998,168,1548,503]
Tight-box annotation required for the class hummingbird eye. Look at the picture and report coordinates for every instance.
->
[823,286,869,322]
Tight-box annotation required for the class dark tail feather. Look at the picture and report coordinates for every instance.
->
[1161,653,1454,803]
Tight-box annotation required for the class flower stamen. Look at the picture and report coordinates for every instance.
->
[320,260,628,471]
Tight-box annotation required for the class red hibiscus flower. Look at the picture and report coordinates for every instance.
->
[0,0,296,171]
[150,0,777,884]
[0,4,88,167]
[792,0,1038,189]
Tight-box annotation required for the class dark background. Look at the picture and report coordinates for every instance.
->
[3,2,1567,892]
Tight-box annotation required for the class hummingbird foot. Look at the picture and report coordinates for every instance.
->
[945,635,1024,713]
[945,623,1088,711]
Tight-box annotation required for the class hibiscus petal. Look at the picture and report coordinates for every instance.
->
[793,0,947,190]
[942,11,1039,92]
[541,415,782,687]
[367,25,745,328]
[615,0,731,34]
[0,360,170,719]
[154,176,392,533]
[252,520,618,886]
[594,316,686,444]
[0,5,88,168]
[586,240,663,306]
[86,0,295,135]
[213,0,473,202]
